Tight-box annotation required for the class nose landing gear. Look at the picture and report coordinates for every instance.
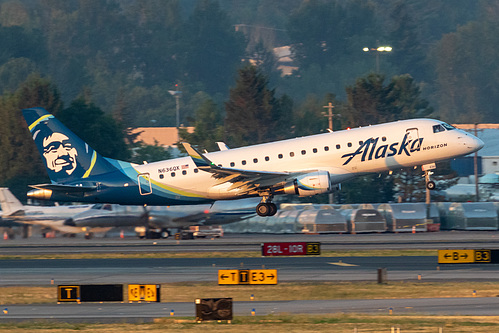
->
[422,163,436,190]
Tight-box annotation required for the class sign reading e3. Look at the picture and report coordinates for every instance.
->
[128,284,160,302]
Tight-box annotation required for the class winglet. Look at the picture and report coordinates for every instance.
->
[182,143,214,170]
[216,142,230,151]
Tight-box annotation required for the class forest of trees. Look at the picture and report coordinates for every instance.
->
[0,0,495,202]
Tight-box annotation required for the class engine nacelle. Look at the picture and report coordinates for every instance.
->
[281,171,331,196]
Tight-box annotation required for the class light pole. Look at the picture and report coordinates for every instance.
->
[168,89,182,142]
[363,46,392,73]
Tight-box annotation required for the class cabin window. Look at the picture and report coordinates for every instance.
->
[278,154,283,159]
[253,158,258,163]
[359,141,363,145]
[242,160,247,165]
[194,169,199,173]
[301,150,306,155]
[313,148,318,153]
[347,142,352,147]
[171,172,176,177]
[324,146,329,151]
[159,174,164,179]
[382,137,387,142]
[290,152,295,157]
[230,162,235,167]
[336,144,341,149]
[265,156,270,161]
[182,170,187,175]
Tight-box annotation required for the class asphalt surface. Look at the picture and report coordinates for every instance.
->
[3,297,499,323]
[2,232,499,322]
[4,230,499,255]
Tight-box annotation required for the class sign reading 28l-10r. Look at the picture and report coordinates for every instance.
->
[261,242,320,256]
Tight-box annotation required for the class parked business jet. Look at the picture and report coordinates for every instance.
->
[64,198,258,238]
[23,107,483,216]
[0,187,94,235]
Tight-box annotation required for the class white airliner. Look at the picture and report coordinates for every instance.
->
[23,108,484,217]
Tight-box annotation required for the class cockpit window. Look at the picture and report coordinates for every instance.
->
[433,124,445,133]
[92,204,103,210]
[441,122,455,130]
[103,204,112,211]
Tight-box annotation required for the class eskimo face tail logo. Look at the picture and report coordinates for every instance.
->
[42,132,78,175]
[341,133,424,166]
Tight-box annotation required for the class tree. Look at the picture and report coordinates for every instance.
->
[387,1,427,81]
[130,140,172,164]
[0,26,46,66]
[123,0,182,86]
[247,40,278,76]
[179,0,246,95]
[178,99,225,152]
[287,0,379,70]
[0,58,38,95]
[57,97,130,160]
[344,73,432,127]
[0,74,62,200]
[292,93,342,136]
[433,20,499,123]
[225,65,288,146]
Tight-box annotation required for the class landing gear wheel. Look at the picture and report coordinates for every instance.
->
[426,180,436,190]
[268,203,278,216]
[256,202,278,217]
[256,203,270,217]
[160,229,169,239]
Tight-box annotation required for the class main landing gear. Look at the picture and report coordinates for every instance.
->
[256,193,277,217]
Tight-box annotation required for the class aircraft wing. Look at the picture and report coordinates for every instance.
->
[182,143,308,194]
[30,183,97,192]
[149,204,255,228]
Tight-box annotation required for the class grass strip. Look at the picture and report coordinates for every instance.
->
[0,249,437,260]
[2,281,499,304]
[1,315,499,332]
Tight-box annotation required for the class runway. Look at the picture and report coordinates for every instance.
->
[2,232,499,322]
[2,297,499,323]
[3,230,499,254]
[1,255,499,286]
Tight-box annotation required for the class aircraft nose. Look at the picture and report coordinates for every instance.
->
[468,135,484,152]
[476,137,485,150]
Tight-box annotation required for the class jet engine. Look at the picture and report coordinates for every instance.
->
[280,171,331,196]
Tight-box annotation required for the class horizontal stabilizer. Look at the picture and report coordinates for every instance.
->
[30,183,97,192]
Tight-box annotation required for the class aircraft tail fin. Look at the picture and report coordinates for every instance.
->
[0,188,24,216]
[22,107,118,184]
